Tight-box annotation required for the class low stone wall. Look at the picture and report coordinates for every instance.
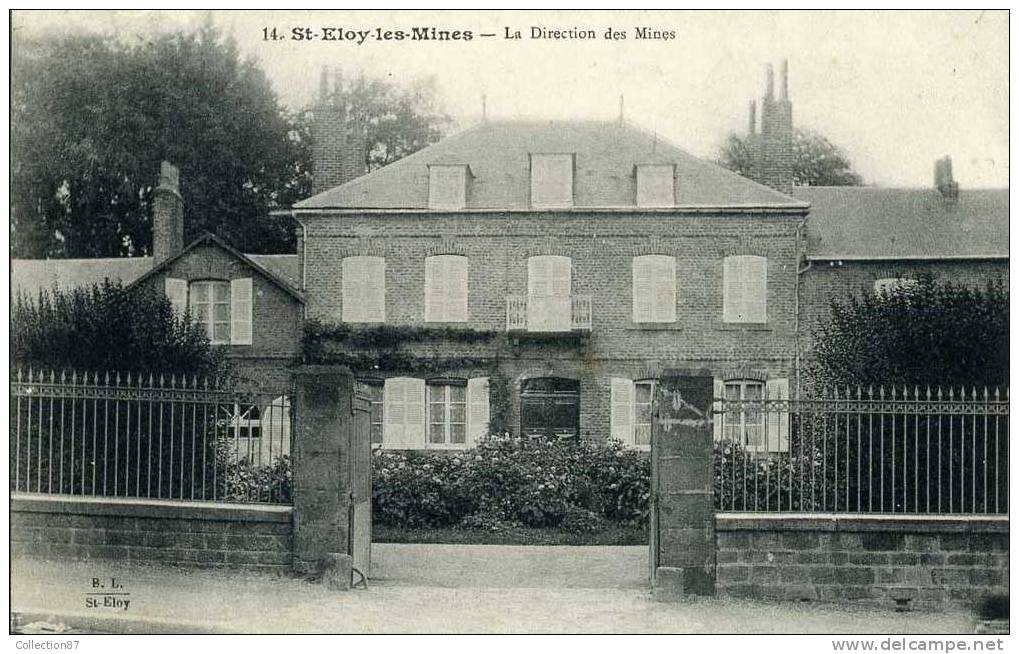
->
[11,493,293,570]
[716,513,1008,609]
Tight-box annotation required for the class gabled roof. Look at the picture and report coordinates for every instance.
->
[795,186,1008,260]
[128,233,303,302]
[12,257,154,299]
[295,120,807,211]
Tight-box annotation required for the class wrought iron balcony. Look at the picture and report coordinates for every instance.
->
[505,295,592,334]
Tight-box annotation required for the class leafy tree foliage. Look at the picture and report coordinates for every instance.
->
[718,128,863,187]
[12,23,305,258]
[809,276,1008,389]
[12,281,226,379]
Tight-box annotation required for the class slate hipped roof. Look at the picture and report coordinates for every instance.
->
[795,187,1009,260]
[294,120,807,211]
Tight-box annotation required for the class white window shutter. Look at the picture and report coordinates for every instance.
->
[451,257,469,322]
[405,378,426,446]
[632,257,652,323]
[424,257,442,322]
[165,278,188,320]
[383,378,424,449]
[343,257,386,323]
[610,377,635,445]
[765,378,790,453]
[466,377,490,446]
[722,257,738,323]
[713,377,725,441]
[528,256,550,297]
[748,257,767,323]
[655,256,677,323]
[230,278,253,345]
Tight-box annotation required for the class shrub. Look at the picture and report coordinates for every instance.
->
[12,280,226,378]
[371,435,652,532]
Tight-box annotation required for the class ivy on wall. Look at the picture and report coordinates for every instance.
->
[302,319,514,435]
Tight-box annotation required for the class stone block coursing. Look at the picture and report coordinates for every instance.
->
[715,515,1008,610]
[11,494,293,570]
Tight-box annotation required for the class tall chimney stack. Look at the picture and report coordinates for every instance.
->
[311,65,368,196]
[752,60,794,194]
[152,161,184,264]
[935,156,959,203]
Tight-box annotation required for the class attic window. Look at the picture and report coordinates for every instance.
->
[636,164,676,207]
[428,165,468,210]
[530,154,574,209]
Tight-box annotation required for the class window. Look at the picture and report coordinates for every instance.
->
[428,383,467,446]
[342,256,386,322]
[722,255,767,323]
[527,255,572,331]
[722,380,764,448]
[360,381,384,445]
[633,380,655,447]
[636,164,675,207]
[632,255,676,323]
[610,377,653,449]
[530,154,574,208]
[713,377,789,453]
[425,255,468,322]
[874,277,919,296]
[190,280,231,344]
[165,278,253,345]
[428,165,468,210]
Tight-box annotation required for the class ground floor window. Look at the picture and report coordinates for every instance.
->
[359,381,384,445]
[633,380,655,447]
[428,382,468,446]
[520,377,580,440]
[723,379,765,448]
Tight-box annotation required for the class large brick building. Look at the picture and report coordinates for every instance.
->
[291,69,809,452]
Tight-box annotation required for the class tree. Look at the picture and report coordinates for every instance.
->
[718,128,863,187]
[11,281,226,379]
[808,275,1008,389]
[11,22,306,258]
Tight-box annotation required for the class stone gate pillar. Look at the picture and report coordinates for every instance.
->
[291,365,355,578]
[652,371,716,600]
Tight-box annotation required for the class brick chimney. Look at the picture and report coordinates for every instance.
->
[935,156,959,203]
[747,60,794,194]
[152,161,184,264]
[311,66,368,196]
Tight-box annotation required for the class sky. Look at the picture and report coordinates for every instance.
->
[11,9,1010,188]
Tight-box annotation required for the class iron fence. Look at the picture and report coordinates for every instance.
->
[714,386,1009,514]
[10,369,293,504]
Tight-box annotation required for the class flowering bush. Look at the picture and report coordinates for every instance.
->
[371,435,652,531]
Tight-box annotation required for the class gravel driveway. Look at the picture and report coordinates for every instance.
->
[12,546,976,634]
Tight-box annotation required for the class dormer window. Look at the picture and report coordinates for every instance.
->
[530,154,574,209]
[636,164,676,207]
[428,165,469,210]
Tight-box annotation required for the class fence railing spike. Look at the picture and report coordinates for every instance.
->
[159,374,165,388]
[879,385,885,400]
[104,371,110,385]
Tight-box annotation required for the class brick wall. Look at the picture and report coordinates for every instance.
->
[716,514,1008,609]
[301,210,802,439]
[800,259,1009,339]
[11,493,292,570]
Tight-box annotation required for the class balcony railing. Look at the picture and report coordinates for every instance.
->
[506,295,592,333]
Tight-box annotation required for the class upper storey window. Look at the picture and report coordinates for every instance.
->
[636,164,676,207]
[722,255,767,324]
[530,154,574,209]
[342,256,386,323]
[428,165,468,210]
